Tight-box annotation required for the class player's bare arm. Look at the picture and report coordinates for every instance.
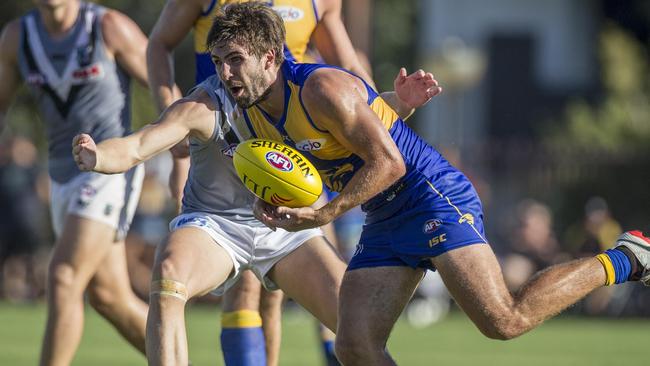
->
[256,69,406,231]
[312,0,373,85]
[0,20,22,134]
[72,90,216,173]
[314,0,441,119]
[102,10,149,87]
[147,0,205,111]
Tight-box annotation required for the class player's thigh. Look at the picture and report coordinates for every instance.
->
[338,266,424,342]
[50,214,118,284]
[153,227,234,298]
[222,270,263,312]
[269,236,346,332]
[431,243,512,327]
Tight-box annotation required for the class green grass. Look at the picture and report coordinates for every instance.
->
[0,302,647,365]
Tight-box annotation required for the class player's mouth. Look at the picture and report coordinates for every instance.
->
[229,85,244,97]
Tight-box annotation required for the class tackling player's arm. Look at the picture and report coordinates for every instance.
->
[257,70,406,231]
[0,20,22,135]
[72,90,216,174]
[102,10,149,87]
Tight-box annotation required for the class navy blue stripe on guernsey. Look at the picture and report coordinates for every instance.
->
[310,0,320,21]
[201,0,217,16]
[242,111,259,139]
[297,85,328,133]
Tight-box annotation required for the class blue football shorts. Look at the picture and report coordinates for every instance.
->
[348,168,489,271]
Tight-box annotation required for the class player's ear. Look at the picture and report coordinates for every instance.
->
[264,49,275,70]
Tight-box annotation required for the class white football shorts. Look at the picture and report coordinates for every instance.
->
[170,212,323,295]
[49,166,144,241]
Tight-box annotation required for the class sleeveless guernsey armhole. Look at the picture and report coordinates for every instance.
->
[311,0,320,21]
[202,0,217,16]
[242,111,259,138]
[297,85,328,133]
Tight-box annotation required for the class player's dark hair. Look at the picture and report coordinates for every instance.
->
[207,2,285,66]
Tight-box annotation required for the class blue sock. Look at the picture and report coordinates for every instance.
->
[221,310,266,366]
[321,339,340,366]
[604,249,632,284]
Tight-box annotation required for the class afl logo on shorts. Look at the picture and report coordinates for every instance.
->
[265,151,294,172]
[423,219,443,234]
[273,6,304,22]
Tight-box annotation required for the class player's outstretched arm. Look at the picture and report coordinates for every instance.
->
[72,92,216,174]
[102,10,149,87]
[255,70,405,231]
[0,20,22,135]
[380,68,443,120]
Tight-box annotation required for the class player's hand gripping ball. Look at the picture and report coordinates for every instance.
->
[233,139,323,208]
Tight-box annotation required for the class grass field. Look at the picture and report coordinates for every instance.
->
[0,301,647,365]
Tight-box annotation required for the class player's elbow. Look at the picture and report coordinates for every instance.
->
[387,155,406,181]
[145,37,170,63]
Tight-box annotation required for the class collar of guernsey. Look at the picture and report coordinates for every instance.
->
[193,0,319,83]
[241,60,401,193]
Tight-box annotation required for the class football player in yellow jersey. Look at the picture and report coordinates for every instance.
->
[145,1,439,365]
[209,4,650,365]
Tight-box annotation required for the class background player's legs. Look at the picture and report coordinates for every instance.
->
[318,324,339,366]
[147,227,234,366]
[39,215,125,366]
[260,289,284,366]
[124,232,156,300]
[268,237,347,333]
[220,271,267,366]
[87,240,148,353]
[334,266,424,366]
[432,243,606,339]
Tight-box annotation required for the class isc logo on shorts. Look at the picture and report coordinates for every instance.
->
[423,218,442,234]
[265,151,294,172]
[273,6,304,22]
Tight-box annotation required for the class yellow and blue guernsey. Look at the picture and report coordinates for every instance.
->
[194,0,319,83]
[242,61,489,270]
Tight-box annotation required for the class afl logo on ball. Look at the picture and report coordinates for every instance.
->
[265,151,294,172]
[423,219,443,234]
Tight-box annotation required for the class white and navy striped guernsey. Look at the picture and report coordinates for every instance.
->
[17,2,131,183]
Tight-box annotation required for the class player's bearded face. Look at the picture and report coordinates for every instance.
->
[213,43,271,109]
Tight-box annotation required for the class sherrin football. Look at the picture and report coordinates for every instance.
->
[233,139,323,208]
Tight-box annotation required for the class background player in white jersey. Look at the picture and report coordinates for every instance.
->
[145,0,439,365]
[0,0,150,364]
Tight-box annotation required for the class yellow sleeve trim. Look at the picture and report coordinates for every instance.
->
[221,310,263,328]
[595,254,616,286]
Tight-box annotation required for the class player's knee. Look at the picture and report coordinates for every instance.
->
[149,258,190,303]
[335,332,378,364]
[47,262,77,295]
[87,284,117,316]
